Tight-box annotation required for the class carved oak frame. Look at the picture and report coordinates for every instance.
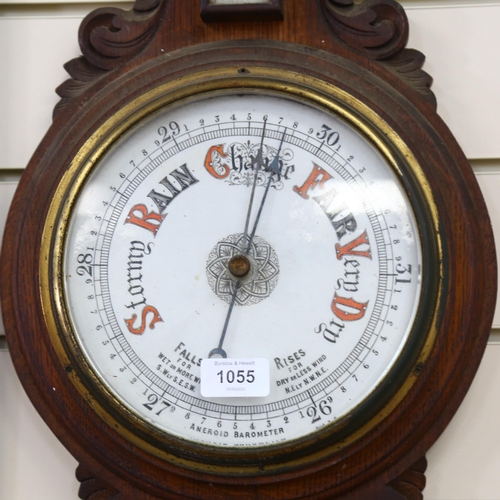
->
[1,1,495,499]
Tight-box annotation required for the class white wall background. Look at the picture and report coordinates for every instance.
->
[0,1,499,498]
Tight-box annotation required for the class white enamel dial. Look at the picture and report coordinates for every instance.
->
[63,92,422,449]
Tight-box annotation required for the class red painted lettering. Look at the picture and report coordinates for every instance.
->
[204,144,230,179]
[125,305,163,335]
[293,163,332,199]
[336,230,372,260]
[125,204,166,236]
[331,294,368,322]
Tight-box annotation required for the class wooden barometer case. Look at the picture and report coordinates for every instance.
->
[1,0,496,498]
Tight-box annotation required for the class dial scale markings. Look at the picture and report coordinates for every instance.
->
[64,93,422,447]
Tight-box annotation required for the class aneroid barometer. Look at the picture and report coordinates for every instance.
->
[1,1,496,499]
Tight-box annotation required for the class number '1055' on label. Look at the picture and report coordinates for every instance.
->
[200,359,270,398]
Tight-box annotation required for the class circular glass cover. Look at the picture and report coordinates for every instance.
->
[63,92,422,450]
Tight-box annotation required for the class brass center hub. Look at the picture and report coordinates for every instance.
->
[228,255,251,277]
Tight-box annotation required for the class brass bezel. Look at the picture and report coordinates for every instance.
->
[40,66,442,475]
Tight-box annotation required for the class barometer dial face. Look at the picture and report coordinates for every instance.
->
[61,91,424,452]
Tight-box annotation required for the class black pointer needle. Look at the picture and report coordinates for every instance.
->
[208,123,268,359]
[243,121,268,246]
[208,282,241,359]
[245,128,287,254]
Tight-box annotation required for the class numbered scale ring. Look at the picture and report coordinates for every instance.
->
[41,68,440,472]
